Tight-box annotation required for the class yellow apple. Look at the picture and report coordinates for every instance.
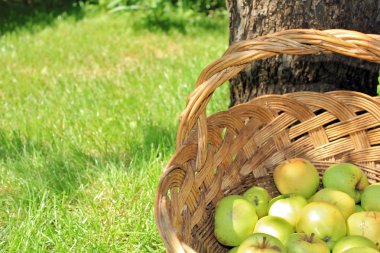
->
[347,211,380,249]
[273,158,319,198]
[285,233,330,253]
[340,247,380,253]
[332,235,377,253]
[268,194,307,227]
[309,188,355,219]
[296,202,347,249]
[238,233,286,253]
[253,216,294,245]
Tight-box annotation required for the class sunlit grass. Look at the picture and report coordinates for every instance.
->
[0,9,229,252]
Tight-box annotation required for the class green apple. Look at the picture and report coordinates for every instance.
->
[322,163,369,203]
[253,216,294,245]
[309,188,355,219]
[268,195,282,209]
[214,195,258,246]
[296,202,347,249]
[361,183,380,212]
[285,233,330,253]
[273,158,320,198]
[341,247,380,253]
[237,233,286,253]
[332,235,377,253]
[356,205,365,212]
[243,186,271,218]
[347,211,380,249]
[268,194,307,227]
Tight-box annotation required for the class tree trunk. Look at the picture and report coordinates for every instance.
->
[227,0,380,106]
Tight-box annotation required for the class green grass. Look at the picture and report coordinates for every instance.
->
[0,9,229,252]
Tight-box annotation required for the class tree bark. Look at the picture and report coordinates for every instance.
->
[227,0,380,106]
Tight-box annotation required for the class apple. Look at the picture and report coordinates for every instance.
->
[273,158,320,198]
[268,194,307,227]
[253,216,294,245]
[332,235,377,253]
[237,233,286,253]
[347,211,380,249]
[341,247,380,253]
[361,183,380,212]
[214,195,258,246]
[268,195,282,209]
[296,202,347,249]
[285,233,330,253]
[322,163,369,203]
[243,186,271,218]
[309,188,355,219]
[356,205,365,212]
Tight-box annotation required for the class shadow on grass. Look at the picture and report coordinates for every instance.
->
[133,8,227,35]
[0,1,85,35]
[0,123,175,192]
[0,121,175,199]
[141,122,176,155]
[0,130,99,196]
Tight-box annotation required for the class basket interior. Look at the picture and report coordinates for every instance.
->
[158,91,380,253]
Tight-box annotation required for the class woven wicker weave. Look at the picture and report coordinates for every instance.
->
[154,29,380,253]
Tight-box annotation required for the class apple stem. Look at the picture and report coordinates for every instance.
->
[261,237,269,248]
[308,233,315,243]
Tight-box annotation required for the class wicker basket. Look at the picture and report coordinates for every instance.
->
[154,29,380,253]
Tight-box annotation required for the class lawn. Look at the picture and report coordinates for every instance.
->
[0,8,229,252]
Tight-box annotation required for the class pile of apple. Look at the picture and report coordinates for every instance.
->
[214,158,380,253]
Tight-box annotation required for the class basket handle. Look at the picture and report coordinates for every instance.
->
[176,29,380,167]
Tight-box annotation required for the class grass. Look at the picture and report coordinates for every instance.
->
[0,8,229,252]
